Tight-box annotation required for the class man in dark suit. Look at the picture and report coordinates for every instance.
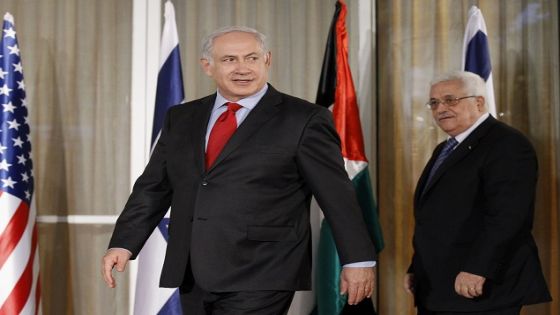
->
[404,71,551,315]
[102,26,376,314]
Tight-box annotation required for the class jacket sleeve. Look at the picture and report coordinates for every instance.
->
[107,111,174,259]
[295,107,376,264]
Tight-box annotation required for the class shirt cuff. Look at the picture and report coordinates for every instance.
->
[343,261,376,268]
[107,247,133,256]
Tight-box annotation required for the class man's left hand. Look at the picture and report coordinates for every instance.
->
[340,267,375,305]
[454,271,486,298]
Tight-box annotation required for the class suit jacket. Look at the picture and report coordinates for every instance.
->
[109,85,376,292]
[409,115,551,311]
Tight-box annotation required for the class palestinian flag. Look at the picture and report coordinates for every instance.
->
[312,1,384,314]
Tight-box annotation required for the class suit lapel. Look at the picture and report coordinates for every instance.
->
[191,95,215,175]
[414,144,443,204]
[418,116,498,202]
[206,85,282,173]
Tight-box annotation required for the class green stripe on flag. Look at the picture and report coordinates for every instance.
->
[311,167,383,315]
[352,167,384,253]
[312,220,346,315]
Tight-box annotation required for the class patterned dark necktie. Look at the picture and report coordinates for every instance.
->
[205,102,242,168]
[425,137,458,186]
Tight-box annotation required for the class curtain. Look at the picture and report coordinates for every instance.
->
[4,0,556,314]
[0,0,132,314]
[173,0,363,103]
[377,1,559,314]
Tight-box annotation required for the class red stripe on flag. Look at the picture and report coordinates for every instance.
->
[0,222,38,315]
[0,201,30,269]
[332,0,367,163]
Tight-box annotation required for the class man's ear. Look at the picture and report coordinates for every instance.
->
[200,58,212,76]
[476,96,486,112]
[264,52,272,67]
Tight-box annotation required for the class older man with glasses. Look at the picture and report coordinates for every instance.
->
[404,71,551,315]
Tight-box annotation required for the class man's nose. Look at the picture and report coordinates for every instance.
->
[433,104,449,114]
[234,61,251,72]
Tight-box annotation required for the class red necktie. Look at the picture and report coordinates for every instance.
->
[205,102,242,168]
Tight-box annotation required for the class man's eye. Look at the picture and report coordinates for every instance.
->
[443,98,457,104]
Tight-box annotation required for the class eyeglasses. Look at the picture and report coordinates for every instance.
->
[425,95,477,109]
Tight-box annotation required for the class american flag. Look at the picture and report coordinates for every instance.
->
[0,12,41,315]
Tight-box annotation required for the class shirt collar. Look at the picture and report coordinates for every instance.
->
[454,112,490,143]
[213,84,269,111]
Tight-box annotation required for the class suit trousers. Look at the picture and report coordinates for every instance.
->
[179,282,294,315]
[417,305,521,315]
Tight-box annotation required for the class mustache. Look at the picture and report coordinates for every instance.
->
[436,112,454,120]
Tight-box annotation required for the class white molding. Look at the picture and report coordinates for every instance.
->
[36,215,119,224]
[130,1,162,314]
[131,0,161,188]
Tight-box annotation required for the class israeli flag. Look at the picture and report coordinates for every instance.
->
[462,5,497,117]
[134,1,184,315]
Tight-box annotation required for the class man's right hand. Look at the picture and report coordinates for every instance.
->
[101,248,132,288]
[403,273,415,295]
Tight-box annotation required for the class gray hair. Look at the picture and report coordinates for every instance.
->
[431,71,488,102]
[201,26,269,62]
